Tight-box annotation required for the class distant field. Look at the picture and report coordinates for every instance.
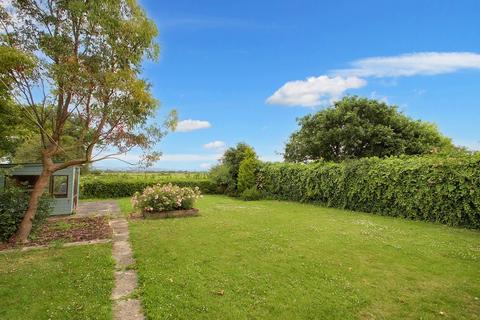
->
[82,171,209,182]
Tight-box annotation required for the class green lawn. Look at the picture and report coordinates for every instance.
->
[0,244,114,320]
[129,195,480,320]
[116,197,133,216]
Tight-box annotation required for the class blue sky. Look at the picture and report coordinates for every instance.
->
[97,0,480,170]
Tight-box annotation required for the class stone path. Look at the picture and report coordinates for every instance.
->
[49,200,145,319]
[110,216,145,320]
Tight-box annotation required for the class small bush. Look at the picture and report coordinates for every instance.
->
[132,183,202,213]
[218,143,257,195]
[237,157,259,193]
[240,187,263,201]
[0,187,53,242]
[208,164,233,194]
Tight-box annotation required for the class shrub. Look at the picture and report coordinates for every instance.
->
[258,154,480,228]
[218,143,257,195]
[208,164,233,194]
[0,187,53,242]
[237,157,259,193]
[132,183,202,213]
[240,187,263,201]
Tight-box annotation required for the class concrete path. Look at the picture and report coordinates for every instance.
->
[76,201,120,217]
[110,216,145,320]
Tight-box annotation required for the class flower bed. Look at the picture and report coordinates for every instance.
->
[132,183,202,218]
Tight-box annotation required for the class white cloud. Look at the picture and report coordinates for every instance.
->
[159,153,222,162]
[199,163,212,169]
[454,140,480,151]
[259,154,283,162]
[370,91,389,103]
[93,151,222,164]
[266,75,366,107]
[175,119,211,132]
[334,52,480,78]
[203,140,226,150]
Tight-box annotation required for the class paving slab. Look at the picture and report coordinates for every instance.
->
[113,299,144,320]
[112,271,138,300]
[109,217,145,319]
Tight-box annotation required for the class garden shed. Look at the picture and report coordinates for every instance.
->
[0,164,80,215]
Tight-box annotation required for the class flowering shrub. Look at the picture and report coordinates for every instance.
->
[132,183,202,213]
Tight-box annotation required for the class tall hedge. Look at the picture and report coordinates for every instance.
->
[80,179,217,198]
[258,154,480,228]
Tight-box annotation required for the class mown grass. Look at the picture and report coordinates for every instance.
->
[129,195,480,320]
[0,244,114,319]
[116,197,134,216]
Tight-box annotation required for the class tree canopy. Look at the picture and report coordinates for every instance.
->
[209,143,257,195]
[284,96,453,162]
[0,0,174,242]
[0,47,34,161]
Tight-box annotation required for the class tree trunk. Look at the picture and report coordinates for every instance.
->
[9,168,53,243]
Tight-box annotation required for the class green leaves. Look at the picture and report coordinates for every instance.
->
[258,154,480,228]
[1,0,165,164]
[237,157,259,193]
[0,187,53,241]
[285,96,455,162]
[218,143,257,195]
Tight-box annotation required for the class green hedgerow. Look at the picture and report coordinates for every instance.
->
[258,154,480,228]
[80,178,216,198]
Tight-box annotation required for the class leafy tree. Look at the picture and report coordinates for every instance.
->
[0,47,34,160]
[208,164,233,194]
[0,0,175,242]
[0,101,33,161]
[211,143,257,195]
[285,96,453,162]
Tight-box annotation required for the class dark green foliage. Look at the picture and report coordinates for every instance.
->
[208,164,233,194]
[80,179,217,198]
[258,154,480,228]
[217,143,257,195]
[285,96,453,162]
[237,157,259,193]
[240,187,263,201]
[0,47,35,161]
[0,187,53,242]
